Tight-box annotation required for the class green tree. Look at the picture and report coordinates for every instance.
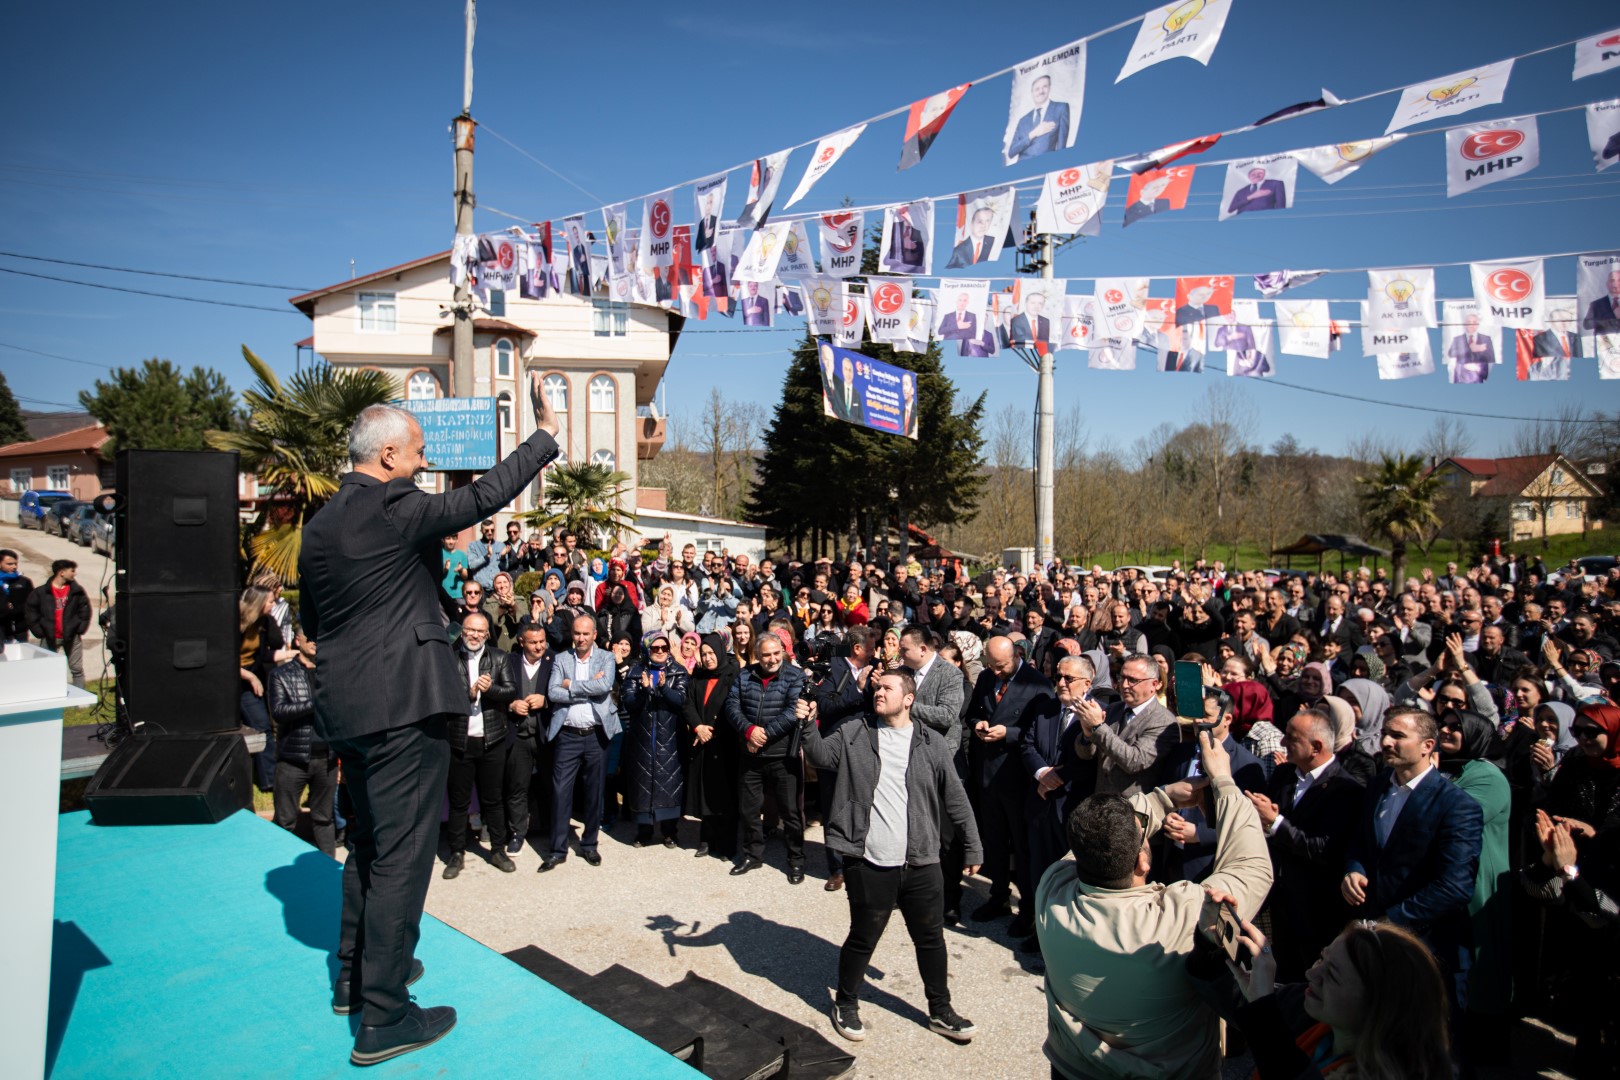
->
[0,371,28,446]
[522,461,636,547]
[1356,453,1444,590]
[205,347,395,582]
[80,358,240,457]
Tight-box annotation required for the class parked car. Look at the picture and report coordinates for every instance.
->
[41,499,86,538]
[65,504,100,546]
[1549,555,1619,584]
[1110,564,1175,582]
[88,511,116,556]
[17,490,73,530]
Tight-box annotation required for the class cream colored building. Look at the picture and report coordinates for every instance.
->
[1430,453,1604,541]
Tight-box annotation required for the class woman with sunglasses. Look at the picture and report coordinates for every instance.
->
[620,630,690,848]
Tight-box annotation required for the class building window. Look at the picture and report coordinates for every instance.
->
[590,449,616,470]
[589,374,616,412]
[47,465,70,489]
[1511,502,1533,522]
[488,290,506,318]
[592,300,628,337]
[357,292,397,333]
[10,468,30,493]
[497,391,514,432]
[543,373,568,411]
[407,371,438,400]
[1551,467,1566,486]
[495,339,514,379]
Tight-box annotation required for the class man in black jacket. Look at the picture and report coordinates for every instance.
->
[298,372,558,1066]
[267,633,338,857]
[804,625,875,891]
[24,559,90,687]
[0,548,33,643]
[503,624,553,854]
[443,613,517,878]
[726,632,807,881]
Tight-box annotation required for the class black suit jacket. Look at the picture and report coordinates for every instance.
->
[1264,758,1364,973]
[506,650,555,739]
[1019,700,1080,823]
[299,428,559,742]
[965,662,1055,792]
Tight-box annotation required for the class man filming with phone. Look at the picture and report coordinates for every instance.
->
[1037,727,1272,1080]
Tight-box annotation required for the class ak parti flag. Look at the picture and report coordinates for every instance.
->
[898,83,971,170]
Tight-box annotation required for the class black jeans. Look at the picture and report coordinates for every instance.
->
[504,731,543,841]
[446,734,507,854]
[272,751,337,856]
[332,716,451,1027]
[838,860,950,1014]
[817,768,844,875]
[739,753,803,866]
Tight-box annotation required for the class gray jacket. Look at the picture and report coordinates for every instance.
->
[800,714,983,868]
[909,656,965,754]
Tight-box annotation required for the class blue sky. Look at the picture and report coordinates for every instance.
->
[1,0,1616,458]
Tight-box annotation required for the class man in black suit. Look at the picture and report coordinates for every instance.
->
[882,207,927,275]
[1017,652,1094,951]
[1245,707,1365,980]
[1123,173,1174,227]
[503,624,553,853]
[1583,268,1620,334]
[831,354,864,425]
[442,612,518,880]
[1175,284,1220,328]
[299,373,558,1066]
[946,207,998,268]
[1007,290,1051,350]
[965,635,1056,937]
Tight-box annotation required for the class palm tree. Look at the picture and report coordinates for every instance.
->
[522,461,636,548]
[206,346,395,582]
[1356,452,1444,590]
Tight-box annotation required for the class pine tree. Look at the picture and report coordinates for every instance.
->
[0,371,28,446]
[79,358,240,457]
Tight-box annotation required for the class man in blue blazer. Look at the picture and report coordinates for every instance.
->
[540,612,622,872]
[1342,705,1483,1009]
[1226,166,1288,215]
[1005,75,1070,162]
[1017,652,1095,950]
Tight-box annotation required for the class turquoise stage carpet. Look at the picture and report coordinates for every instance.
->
[48,810,696,1079]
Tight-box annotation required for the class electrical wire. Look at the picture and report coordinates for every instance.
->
[0,267,301,314]
[0,341,118,369]
[0,251,313,292]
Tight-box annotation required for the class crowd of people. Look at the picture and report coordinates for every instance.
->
[249,501,1620,1074]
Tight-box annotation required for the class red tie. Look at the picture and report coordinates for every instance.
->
[995,679,1007,705]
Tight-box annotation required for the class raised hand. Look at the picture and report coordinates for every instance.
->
[530,370,559,436]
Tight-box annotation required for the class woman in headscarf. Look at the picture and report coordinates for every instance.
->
[594,557,642,610]
[595,581,642,649]
[677,630,702,674]
[1526,701,1578,799]
[951,630,985,685]
[1543,702,1620,842]
[540,567,567,606]
[621,630,689,848]
[1336,677,1391,758]
[1081,646,1116,706]
[640,582,694,638]
[878,626,903,672]
[1437,709,1514,1052]
[684,633,740,860]
[1322,694,1377,785]
[1227,679,1282,777]
[1263,642,1307,703]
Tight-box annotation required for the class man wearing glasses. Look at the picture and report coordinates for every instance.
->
[1072,655,1177,797]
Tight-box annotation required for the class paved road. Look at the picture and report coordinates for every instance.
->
[2,520,112,682]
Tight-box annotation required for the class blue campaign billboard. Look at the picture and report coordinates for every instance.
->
[396,397,498,470]
[816,343,918,440]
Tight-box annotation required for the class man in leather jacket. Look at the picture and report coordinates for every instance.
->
[267,632,339,856]
[444,613,517,878]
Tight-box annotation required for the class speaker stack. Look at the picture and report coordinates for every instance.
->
[85,450,251,825]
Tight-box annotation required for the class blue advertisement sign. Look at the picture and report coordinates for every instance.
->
[816,344,918,440]
[396,397,498,470]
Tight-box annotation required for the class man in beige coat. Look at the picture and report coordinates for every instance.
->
[1036,729,1272,1080]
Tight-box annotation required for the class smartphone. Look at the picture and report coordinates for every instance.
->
[1175,660,1205,720]
[1199,896,1248,967]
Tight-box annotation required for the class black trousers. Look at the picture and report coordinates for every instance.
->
[504,731,543,840]
[272,752,337,856]
[837,860,950,1014]
[939,809,967,916]
[446,734,507,854]
[548,726,607,859]
[333,715,451,1027]
[739,753,803,865]
[977,779,1031,910]
[1027,800,1067,908]
[817,768,844,875]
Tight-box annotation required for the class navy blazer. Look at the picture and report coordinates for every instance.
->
[1017,696,1075,821]
[1006,101,1071,161]
[1154,733,1268,884]
[966,661,1055,792]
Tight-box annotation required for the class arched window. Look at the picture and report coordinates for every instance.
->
[406,370,438,400]
[588,374,616,412]
[543,373,569,410]
[495,339,514,379]
[590,448,616,470]
[497,391,514,432]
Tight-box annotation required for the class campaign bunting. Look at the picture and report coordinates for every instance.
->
[1119,133,1220,174]
[602,204,631,285]
[1173,275,1233,327]
[1276,299,1332,359]
[1376,335,1435,381]
[1123,166,1195,227]
[450,233,477,291]
[1515,305,1579,382]
[1587,100,1620,171]
[1446,116,1539,197]
[835,293,867,348]
[1577,251,1620,372]
[1035,160,1113,237]
[1089,340,1136,370]
[475,232,520,293]
[1441,300,1496,384]
[949,186,1017,266]
[1253,269,1326,297]
[777,220,816,278]
[1470,258,1545,329]
[1367,268,1436,334]
[936,278,989,343]
[801,276,844,336]
[734,222,791,283]
[1215,300,1274,379]
[1116,0,1234,83]
[519,224,557,300]
[899,83,971,171]
[866,278,913,345]
[1059,295,1096,351]
[817,344,918,440]
[816,211,864,279]
[737,280,774,328]
[1252,90,1344,127]
[1219,156,1296,221]
[1386,60,1514,134]
[786,125,866,209]
[638,190,675,270]
[1360,322,1426,359]
[1094,277,1149,343]
[1291,135,1406,185]
[1147,297,1206,372]
[960,292,1001,358]
[692,174,728,258]
[1574,28,1620,81]
[777,285,804,317]
[738,152,789,230]
[879,202,933,276]
[1005,43,1085,165]
[1006,279,1063,352]
[896,294,935,354]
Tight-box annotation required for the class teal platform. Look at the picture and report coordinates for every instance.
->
[48,810,696,1079]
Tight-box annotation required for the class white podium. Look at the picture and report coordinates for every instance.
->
[0,644,96,1079]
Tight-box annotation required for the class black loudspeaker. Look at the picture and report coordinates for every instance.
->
[112,591,239,733]
[115,449,240,594]
[84,733,252,826]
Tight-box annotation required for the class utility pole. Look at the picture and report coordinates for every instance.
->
[1034,233,1055,571]
[450,0,477,400]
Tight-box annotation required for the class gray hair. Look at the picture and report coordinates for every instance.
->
[1057,654,1095,681]
[348,404,418,468]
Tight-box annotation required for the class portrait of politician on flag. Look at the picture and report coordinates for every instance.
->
[1446,314,1495,384]
[1219,157,1297,220]
[880,202,933,276]
[946,187,1014,269]
[1003,44,1085,165]
[819,344,864,424]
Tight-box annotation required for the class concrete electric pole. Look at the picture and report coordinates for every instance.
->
[1034,232,1055,570]
[450,0,477,400]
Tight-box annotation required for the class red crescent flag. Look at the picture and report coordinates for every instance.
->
[898,83,971,171]
[1120,133,1222,174]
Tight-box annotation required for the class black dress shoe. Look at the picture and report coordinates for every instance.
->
[1008,913,1036,938]
[1017,933,1043,955]
[971,897,1013,921]
[332,959,424,1015]
[351,1002,457,1066]
[491,850,516,873]
[441,853,463,880]
[730,858,764,876]
[693,842,710,858]
[537,857,561,873]
[787,867,805,885]
[943,908,961,927]
[581,850,602,867]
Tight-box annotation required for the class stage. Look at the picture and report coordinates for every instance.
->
[47,810,697,1079]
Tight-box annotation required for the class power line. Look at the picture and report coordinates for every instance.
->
[0,251,314,291]
[0,267,299,314]
[0,341,117,369]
